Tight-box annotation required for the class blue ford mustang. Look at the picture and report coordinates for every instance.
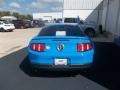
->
[28,23,94,71]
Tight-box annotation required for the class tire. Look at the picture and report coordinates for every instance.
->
[0,28,5,32]
[20,26,24,29]
[85,28,95,37]
[29,60,38,73]
[30,66,39,73]
[9,30,13,32]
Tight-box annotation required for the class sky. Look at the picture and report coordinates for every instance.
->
[0,0,63,14]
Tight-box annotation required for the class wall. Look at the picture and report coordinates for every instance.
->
[101,0,120,38]
[105,0,119,35]
[64,0,103,10]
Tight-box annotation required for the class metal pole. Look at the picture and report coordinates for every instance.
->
[115,0,120,37]
[97,5,100,25]
[104,0,109,32]
[62,0,64,22]
[118,0,120,37]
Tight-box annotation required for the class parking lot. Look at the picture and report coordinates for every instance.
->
[0,28,120,90]
[0,28,40,58]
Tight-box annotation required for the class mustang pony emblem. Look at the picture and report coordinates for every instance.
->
[57,44,64,51]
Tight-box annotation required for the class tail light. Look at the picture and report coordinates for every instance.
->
[77,43,93,52]
[30,43,45,52]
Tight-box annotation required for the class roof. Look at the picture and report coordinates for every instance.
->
[45,23,79,27]
[33,12,62,20]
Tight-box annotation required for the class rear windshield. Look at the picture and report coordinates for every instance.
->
[38,25,85,37]
[64,18,77,23]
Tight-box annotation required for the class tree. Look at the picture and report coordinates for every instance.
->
[12,12,20,19]
[0,11,11,17]
[26,14,32,20]
[0,11,33,20]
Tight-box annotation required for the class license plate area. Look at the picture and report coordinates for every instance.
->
[54,58,68,66]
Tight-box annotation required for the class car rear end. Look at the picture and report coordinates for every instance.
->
[3,23,15,32]
[6,24,15,31]
[28,24,94,70]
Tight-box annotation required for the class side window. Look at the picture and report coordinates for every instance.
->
[64,18,77,23]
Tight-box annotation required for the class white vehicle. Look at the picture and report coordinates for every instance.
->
[63,18,98,37]
[0,21,15,32]
[79,20,98,37]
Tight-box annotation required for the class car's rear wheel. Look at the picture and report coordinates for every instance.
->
[85,28,95,37]
[9,30,13,32]
[0,28,5,32]
[30,67,39,73]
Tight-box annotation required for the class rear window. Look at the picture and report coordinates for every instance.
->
[64,18,77,23]
[38,25,85,37]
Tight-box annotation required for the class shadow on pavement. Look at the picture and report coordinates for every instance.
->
[20,56,79,77]
[19,42,120,90]
[80,42,120,90]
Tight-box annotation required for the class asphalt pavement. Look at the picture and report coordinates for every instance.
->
[0,42,120,90]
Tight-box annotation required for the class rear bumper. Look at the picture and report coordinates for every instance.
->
[28,49,94,70]
[4,27,15,31]
[4,28,15,31]
[6,29,14,31]
[30,63,92,70]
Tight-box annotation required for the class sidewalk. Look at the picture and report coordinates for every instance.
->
[92,32,114,42]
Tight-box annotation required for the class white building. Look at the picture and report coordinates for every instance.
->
[33,0,103,24]
[1,16,17,21]
[33,12,62,21]
[63,0,103,24]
